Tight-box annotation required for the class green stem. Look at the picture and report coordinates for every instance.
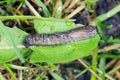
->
[0,16,41,20]
[91,48,98,80]
[99,58,106,80]
[3,63,17,80]
[0,16,73,21]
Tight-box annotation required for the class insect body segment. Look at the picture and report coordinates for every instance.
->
[24,26,97,46]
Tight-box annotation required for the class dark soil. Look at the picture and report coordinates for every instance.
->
[96,0,120,37]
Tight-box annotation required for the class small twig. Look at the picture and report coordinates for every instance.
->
[15,3,22,14]
[18,70,22,80]
[106,59,117,69]
[62,0,71,10]
[65,5,85,19]
[67,0,78,10]
[25,0,41,17]
[98,43,120,53]
[78,59,102,80]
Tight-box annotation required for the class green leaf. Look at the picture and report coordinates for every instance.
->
[34,18,84,34]
[0,27,28,46]
[96,5,120,22]
[96,21,112,29]
[0,49,18,63]
[96,20,108,42]
[0,48,27,63]
[0,23,28,63]
[30,34,100,63]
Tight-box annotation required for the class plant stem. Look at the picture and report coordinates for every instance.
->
[0,16,74,21]
[3,63,17,80]
[91,48,98,80]
[0,16,41,20]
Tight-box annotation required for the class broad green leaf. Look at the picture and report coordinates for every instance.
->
[34,18,84,34]
[0,26,28,63]
[0,49,20,63]
[30,34,100,63]
[0,27,28,46]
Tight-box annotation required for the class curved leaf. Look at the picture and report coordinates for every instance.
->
[30,34,100,63]
[34,18,84,34]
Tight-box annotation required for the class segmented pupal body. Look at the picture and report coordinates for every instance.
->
[24,26,97,46]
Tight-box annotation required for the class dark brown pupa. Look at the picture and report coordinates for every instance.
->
[24,26,97,46]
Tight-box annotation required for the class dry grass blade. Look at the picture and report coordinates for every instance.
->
[98,43,120,53]
[25,0,41,16]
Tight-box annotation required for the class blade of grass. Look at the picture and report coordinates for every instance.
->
[97,69,115,80]
[96,20,108,42]
[35,0,51,17]
[0,21,25,63]
[98,58,106,80]
[8,64,28,70]
[96,5,120,42]
[75,68,89,79]
[91,48,98,80]
[0,72,6,80]
[82,60,115,80]
[49,71,64,80]
[52,0,62,18]
[3,63,17,80]
[96,5,120,22]
[107,65,120,74]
